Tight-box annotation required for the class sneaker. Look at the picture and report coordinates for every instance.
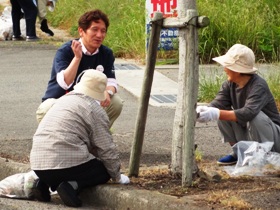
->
[217,155,237,166]
[31,179,51,202]
[12,35,24,41]
[26,36,41,42]
[40,19,54,36]
[57,182,82,207]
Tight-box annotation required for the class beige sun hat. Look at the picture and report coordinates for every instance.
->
[74,69,107,100]
[212,44,258,74]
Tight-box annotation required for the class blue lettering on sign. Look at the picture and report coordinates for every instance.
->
[146,24,178,51]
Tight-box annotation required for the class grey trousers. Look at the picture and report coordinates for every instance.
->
[218,111,280,153]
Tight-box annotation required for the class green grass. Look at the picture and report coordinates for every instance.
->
[198,69,226,103]
[46,0,280,63]
[47,0,146,59]
[197,0,280,63]
[45,0,280,107]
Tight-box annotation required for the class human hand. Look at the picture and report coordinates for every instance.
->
[100,93,111,107]
[71,40,82,59]
[96,65,104,72]
[197,107,220,123]
[118,174,130,184]
[196,105,209,113]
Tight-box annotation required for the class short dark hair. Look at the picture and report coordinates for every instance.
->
[78,9,110,31]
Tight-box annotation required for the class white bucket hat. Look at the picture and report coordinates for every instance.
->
[212,44,257,74]
[74,69,107,101]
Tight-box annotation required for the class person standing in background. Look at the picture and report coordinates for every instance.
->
[10,0,40,41]
[37,0,55,36]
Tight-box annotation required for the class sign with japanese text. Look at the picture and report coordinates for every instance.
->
[146,0,178,50]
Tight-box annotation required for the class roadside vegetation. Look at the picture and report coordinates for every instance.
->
[46,0,280,107]
[47,0,280,63]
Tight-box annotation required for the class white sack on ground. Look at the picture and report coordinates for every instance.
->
[0,170,38,199]
[0,6,26,40]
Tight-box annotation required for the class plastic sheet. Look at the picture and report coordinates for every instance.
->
[0,6,26,40]
[224,141,280,177]
[0,171,38,199]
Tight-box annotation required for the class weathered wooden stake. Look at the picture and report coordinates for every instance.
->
[128,12,163,177]
[182,8,200,187]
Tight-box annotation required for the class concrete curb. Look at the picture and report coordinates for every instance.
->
[0,157,205,210]
[81,185,205,210]
[0,157,30,180]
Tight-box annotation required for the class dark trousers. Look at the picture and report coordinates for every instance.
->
[34,159,111,192]
[10,0,37,37]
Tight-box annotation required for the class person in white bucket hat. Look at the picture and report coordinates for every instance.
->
[196,44,280,165]
[30,70,130,207]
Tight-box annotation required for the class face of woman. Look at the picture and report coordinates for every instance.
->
[224,68,240,83]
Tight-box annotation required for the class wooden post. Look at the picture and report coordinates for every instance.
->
[128,12,163,177]
[170,0,200,186]
[182,8,200,187]
[171,0,189,175]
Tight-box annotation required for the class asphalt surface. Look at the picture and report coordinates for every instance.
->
[0,38,236,209]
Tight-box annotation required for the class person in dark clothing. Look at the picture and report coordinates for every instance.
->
[196,44,280,166]
[10,0,40,41]
[37,0,55,36]
[36,9,123,128]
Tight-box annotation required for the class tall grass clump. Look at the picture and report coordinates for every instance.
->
[198,0,280,63]
[198,69,226,103]
[261,71,280,109]
[47,0,146,59]
[47,0,280,63]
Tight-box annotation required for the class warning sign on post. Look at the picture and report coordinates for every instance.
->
[146,0,178,50]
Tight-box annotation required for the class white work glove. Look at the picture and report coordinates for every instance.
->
[196,105,209,113]
[118,174,130,184]
[197,107,220,123]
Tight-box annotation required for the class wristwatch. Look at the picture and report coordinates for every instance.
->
[107,90,114,97]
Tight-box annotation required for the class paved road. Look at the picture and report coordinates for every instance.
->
[0,41,232,209]
[0,40,232,164]
[2,40,280,209]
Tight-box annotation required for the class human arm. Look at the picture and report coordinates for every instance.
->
[89,106,122,181]
[196,107,237,123]
[198,76,272,123]
[99,46,118,107]
[62,40,82,86]
[52,40,82,90]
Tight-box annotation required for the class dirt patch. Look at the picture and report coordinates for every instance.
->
[129,160,280,209]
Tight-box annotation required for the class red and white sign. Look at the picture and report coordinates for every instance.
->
[146,0,178,50]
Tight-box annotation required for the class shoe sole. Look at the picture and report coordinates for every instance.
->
[217,161,237,166]
[57,183,82,207]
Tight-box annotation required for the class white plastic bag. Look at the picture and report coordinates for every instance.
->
[0,6,26,40]
[224,141,280,177]
[0,171,38,199]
